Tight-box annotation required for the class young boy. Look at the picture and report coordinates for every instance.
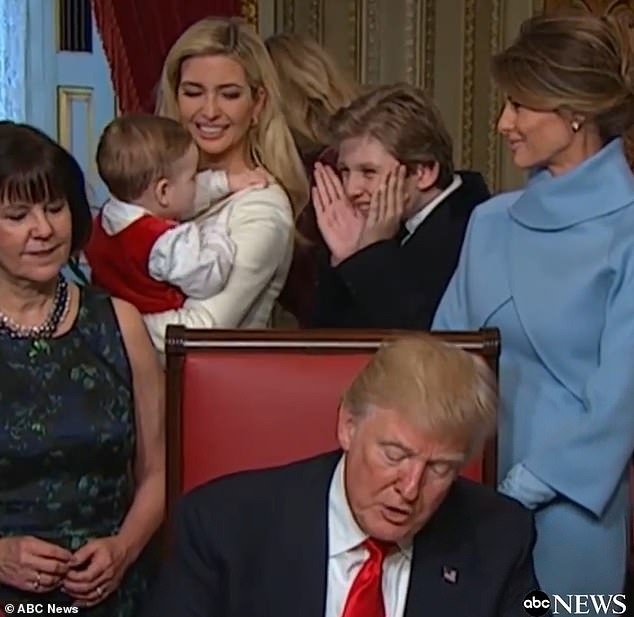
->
[84,114,268,314]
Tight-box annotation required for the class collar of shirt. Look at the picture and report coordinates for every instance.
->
[328,455,413,560]
[403,174,463,241]
[101,197,153,236]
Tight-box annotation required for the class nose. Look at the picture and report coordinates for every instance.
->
[31,209,54,239]
[497,100,516,135]
[397,460,425,503]
[201,93,220,120]
[343,172,367,202]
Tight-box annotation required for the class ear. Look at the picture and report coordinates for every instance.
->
[560,108,585,133]
[154,178,170,209]
[336,404,358,452]
[251,86,266,125]
[412,162,440,192]
[571,113,586,133]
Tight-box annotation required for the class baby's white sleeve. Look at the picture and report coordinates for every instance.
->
[148,221,236,298]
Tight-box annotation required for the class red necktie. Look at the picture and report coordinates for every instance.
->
[341,538,394,617]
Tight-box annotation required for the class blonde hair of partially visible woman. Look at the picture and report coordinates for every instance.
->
[155,18,309,217]
[265,33,359,150]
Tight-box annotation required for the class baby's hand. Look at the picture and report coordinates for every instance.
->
[228,167,273,192]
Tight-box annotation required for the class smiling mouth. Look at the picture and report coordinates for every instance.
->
[26,246,58,256]
[195,124,229,138]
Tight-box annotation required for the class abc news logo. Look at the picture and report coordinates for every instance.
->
[523,590,627,615]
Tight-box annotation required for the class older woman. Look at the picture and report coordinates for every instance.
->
[0,123,164,615]
[312,83,490,329]
[265,33,359,325]
[434,14,634,596]
[147,17,309,348]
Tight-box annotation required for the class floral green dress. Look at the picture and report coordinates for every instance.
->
[0,287,156,616]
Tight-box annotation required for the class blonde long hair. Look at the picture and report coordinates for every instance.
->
[155,18,309,216]
[265,33,359,150]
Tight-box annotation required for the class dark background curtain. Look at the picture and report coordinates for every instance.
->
[92,0,252,114]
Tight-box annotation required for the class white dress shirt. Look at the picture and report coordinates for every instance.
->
[402,174,463,244]
[99,171,235,301]
[326,456,412,617]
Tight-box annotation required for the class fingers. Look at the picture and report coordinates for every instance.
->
[312,184,325,215]
[382,164,408,222]
[313,163,334,204]
[27,537,72,563]
[253,166,273,186]
[66,568,113,608]
[313,165,333,210]
[31,569,62,592]
[385,166,400,220]
[64,563,102,585]
[18,538,72,588]
[70,580,111,608]
[314,167,342,230]
[27,554,71,577]
[314,163,344,204]
[369,169,393,226]
[366,181,384,227]
[394,164,406,217]
[19,568,62,593]
[69,542,98,569]
[323,166,345,201]
[64,563,109,589]
[313,187,339,237]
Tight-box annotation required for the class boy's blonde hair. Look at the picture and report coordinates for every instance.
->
[97,113,194,203]
[330,83,455,189]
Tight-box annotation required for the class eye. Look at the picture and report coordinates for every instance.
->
[427,461,455,478]
[5,211,26,221]
[507,97,524,111]
[181,89,203,98]
[221,91,241,100]
[47,202,65,213]
[383,445,407,463]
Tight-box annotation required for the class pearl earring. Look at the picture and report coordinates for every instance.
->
[571,120,581,133]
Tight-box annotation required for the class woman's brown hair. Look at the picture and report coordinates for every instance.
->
[492,13,634,143]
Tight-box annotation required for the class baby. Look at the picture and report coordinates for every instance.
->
[84,114,268,314]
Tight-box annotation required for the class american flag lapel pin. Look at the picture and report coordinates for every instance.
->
[442,566,458,584]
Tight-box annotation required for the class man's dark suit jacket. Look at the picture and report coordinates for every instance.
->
[143,452,538,617]
[310,171,491,329]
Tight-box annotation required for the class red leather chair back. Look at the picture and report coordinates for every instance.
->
[165,328,500,521]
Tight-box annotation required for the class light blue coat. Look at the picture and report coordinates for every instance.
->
[433,138,634,595]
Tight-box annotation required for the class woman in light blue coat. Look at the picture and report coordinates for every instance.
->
[434,14,634,596]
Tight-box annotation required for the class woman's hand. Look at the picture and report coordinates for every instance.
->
[62,537,129,607]
[0,536,72,593]
[358,164,408,250]
[313,163,365,266]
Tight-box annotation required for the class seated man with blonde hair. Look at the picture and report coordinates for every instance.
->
[144,335,538,617]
